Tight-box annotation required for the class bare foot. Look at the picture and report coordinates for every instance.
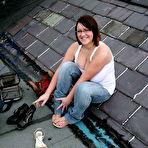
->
[53,116,68,128]
[52,114,61,123]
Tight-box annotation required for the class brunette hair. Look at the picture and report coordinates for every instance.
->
[75,15,101,46]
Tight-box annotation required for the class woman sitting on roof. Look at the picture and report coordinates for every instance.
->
[33,15,116,128]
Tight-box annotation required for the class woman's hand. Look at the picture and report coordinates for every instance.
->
[33,93,49,107]
[56,97,72,113]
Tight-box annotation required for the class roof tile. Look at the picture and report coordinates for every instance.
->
[124,12,148,30]
[92,2,116,16]
[38,48,62,69]
[50,36,73,55]
[54,18,75,34]
[137,58,148,76]
[119,28,148,47]
[101,91,139,124]
[134,86,148,109]
[116,69,148,98]
[49,1,68,13]
[101,20,129,38]
[115,45,148,69]
[37,27,60,45]
[124,107,148,145]
[108,6,133,21]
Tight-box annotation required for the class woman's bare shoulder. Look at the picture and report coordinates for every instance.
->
[97,41,112,55]
[94,41,113,63]
[70,42,79,49]
[64,42,79,58]
[67,42,79,53]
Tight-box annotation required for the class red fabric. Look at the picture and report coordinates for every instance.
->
[41,80,50,89]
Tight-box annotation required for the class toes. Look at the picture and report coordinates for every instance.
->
[53,117,68,128]
[52,114,61,123]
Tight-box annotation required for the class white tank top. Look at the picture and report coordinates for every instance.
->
[74,42,116,95]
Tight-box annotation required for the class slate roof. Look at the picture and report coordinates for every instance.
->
[8,0,148,147]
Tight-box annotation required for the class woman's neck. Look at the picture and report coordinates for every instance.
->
[82,43,95,50]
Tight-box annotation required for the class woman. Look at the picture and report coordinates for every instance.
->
[33,15,116,128]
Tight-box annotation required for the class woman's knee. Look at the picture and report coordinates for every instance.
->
[75,82,91,107]
[76,82,91,95]
[58,61,75,78]
[61,61,76,71]
[60,61,80,78]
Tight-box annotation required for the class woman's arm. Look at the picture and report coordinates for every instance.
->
[44,42,79,97]
[33,42,79,107]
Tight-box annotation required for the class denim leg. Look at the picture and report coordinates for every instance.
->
[54,61,81,115]
[65,81,111,124]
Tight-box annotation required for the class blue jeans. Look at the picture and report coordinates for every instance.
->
[54,61,111,124]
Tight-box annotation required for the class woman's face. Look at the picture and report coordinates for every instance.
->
[76,23,93,45]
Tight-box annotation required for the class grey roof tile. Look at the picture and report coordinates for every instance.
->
[42,13,64,27]
[140,38,148,52]
[145,10,148,15]
[37,27,60,45]
[92,2,116,16]
[73,9,94,21]
[100,0,111,3]
[26,40,49,58]
[27,20,47,37]
[25,53,36,62]
[116,69,148,98]
[79,0,101,11]
[37,48,62,69]
[94,15,111,30]
[49,1,68,13]
[124,107,148,145]
[103,36,126,56]
[107,118,133,142]
[126,4,147,13]
[34,9,52,21]
[114,62,127,79]
[134,86,148,109]
[115,45,148,70]
[50,59,62,72]
[101,91,139,124]
[54,18,75,34]
[66,27,76,41]
[35,59,49,72]
[50,36,73,55]
[130,138,148,148]
[119,28,148,47]
[13,30,27,41]
[137,58,148,76]
[61,5,81,18]
[109,0,128,7]
[100,33,107,41]
[144,25,148,32]
[67,0,84,6]
[108,6,133,21]
[124,12,148,30]
[28,6,43,17]
[40,0,57,9]
[101,20,129,38]
[16,33,36,49]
